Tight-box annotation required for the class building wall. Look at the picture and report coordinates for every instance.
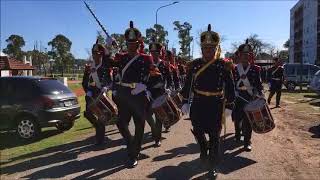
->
[290,0,319,65]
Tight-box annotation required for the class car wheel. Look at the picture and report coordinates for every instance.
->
[16,117,40,140]
[55,121,74,132]
[287,82,296,91]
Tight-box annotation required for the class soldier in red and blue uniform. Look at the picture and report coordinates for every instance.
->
[267,57,284,108]
[180,24,235,178]
[233,40,264,151]
[111,21,156,168]
[82,41,113,145]
[145,41,172,147]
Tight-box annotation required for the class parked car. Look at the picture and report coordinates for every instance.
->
[310,70,320,95]
[283,63,320,91]
[0,76,80,140]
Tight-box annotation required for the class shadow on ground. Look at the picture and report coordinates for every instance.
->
[1,128,159,179]
[0,129,62,150]
[148,133,256,179]
[309,124,320,138]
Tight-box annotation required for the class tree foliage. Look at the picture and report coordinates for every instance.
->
[173,21,193,59]
[231,34,270,58]
[3,34,26,60]
[111,33,126,52]
[283,39,290,49]
[145,24,168,46]
[97,31,106,44]
[48,34,73,76]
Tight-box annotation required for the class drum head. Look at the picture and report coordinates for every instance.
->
[244,98,266,111]
[152,95,168,109]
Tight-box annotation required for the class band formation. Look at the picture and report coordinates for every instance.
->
[82,21,282,178]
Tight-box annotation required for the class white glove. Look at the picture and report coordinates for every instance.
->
[146,90,152,101]
[165,89,171,95]
[102,86,109,92]
[86,91,93,97]
[131,83,147,95]
[181,103,190,115]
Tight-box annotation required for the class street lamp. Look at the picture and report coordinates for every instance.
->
[155,1,179,36]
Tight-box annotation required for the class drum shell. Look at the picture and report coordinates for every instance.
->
[152,95,181,128]
[87,92,118,124]
[171,92,183,109]
[244,98,275,134]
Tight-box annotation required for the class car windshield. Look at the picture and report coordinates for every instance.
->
[35,79,72,95]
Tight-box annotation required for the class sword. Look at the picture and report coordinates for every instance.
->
[83,1,117,47]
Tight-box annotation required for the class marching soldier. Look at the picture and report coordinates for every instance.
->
[112,21,155,168]
[267,57,284,108]
[165,50,180,91]
[82,40,113,145]
[233,39,264,151]
[180,24,235,178]
[146,41,172,147]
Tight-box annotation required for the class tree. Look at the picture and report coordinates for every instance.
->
[97,31,106,44]
[283,39,290,49]
[145,24,168,46]
[48,34,72,76]
[173,21,193,59]
[3,35,26,60]
[279,50,289,62]
[231,34,270,58]
[26,49,49,76]
[111,33,126,52]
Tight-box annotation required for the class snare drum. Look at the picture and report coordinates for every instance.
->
[152,94,182,128]
[87,91,118,125]
[171,91,183,109]
[244,98,275,134]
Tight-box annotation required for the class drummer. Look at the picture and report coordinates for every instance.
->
[82,40,113,145]
[146,40,172,147]
[233,39,264,151]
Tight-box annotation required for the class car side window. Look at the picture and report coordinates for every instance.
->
[11,79,38,102]
[0,79,9,101]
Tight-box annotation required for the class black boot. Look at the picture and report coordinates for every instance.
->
[244,142,252,152]
[191,129,208,163]
[126,158,138,168]
[208,169,218,179]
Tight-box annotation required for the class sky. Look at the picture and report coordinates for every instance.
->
[1,0,298,59]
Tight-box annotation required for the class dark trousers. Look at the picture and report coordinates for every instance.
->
[84,96,106,144]
[146,112,162,142]
[192,126,221,168]
[268,90,282,106]
[115,87,148,160]
[234,97,252,146]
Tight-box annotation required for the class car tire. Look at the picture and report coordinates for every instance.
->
[16,116,41,140]
[55,121,74,132]
[287,82,296,91]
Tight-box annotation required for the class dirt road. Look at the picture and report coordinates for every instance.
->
[1,100,319,179]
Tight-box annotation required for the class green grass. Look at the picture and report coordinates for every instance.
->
[0,96,95,165]
[68,82,83,92]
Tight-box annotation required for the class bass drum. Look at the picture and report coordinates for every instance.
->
[152,94,181,129]
[244,98,275,134]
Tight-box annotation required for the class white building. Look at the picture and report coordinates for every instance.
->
[290,0,320,65]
